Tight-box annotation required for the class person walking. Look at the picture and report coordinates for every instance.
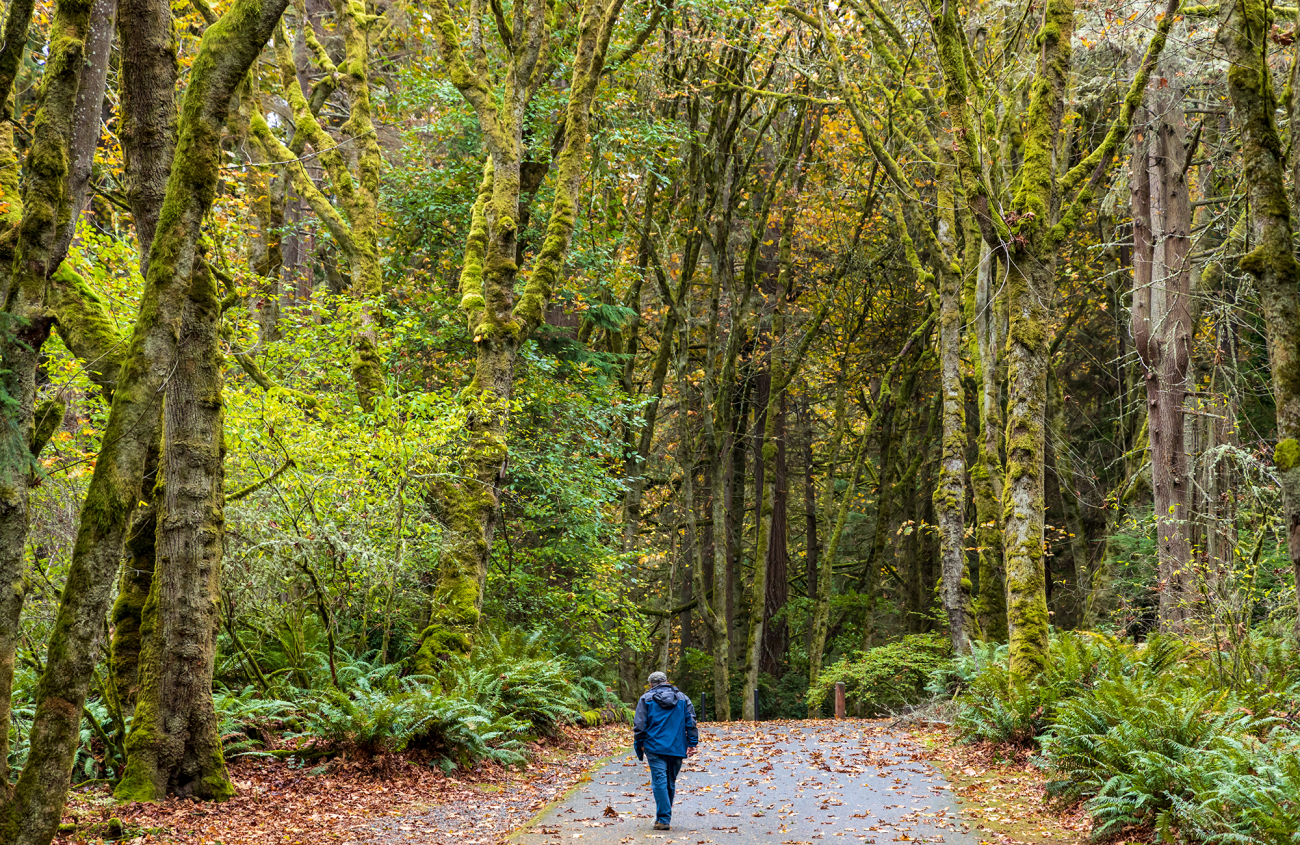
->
[633,671,699,831]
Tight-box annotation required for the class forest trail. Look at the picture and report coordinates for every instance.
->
[510,720,979,845]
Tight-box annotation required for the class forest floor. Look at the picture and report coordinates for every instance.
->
[55,721,1088,845]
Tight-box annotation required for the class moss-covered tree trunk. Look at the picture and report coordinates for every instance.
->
[116,260,232,802]
[420,0,626,665]
[52,0,116,263]
[968,245,1007,641]
[107,0,179,713]
[0,0,96,800]
[1001,254,1053,677]
[2,1,288,839]
[929,0,1175,663]
[1217,0,1300,637]
[932,162,974,654]
[116,0,178,271]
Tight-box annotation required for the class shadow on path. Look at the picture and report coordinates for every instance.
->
[511,720,981,845]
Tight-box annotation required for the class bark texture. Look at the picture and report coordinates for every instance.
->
[107,0,180,713]
[0,0,96,800]
[419,0,626,667]
[116,261,232,802]
[1217,0,1300,637]
[1129,95,1194,631]
[4,0,288,839]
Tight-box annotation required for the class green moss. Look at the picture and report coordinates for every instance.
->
[414,624,472,674]
[29,398,65,457]
[1277,439,1300,472]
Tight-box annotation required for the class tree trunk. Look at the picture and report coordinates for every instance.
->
[116,260,232,802]
[1003,255,1053,679]
[1130,95,1194,632]
[934,177,974,654]
[117,0,179,276]
[969,243,1007,641]
[1217,0,1300,637]
[761,394,789,677]
[1048,368,1089,629]
[0,0,98,801]
[53,0,117,264]
[107,0,180,718]
[421,0,626,665]
[2,1,289,839]
[1000,0,1074,680]
[109,434,160,710]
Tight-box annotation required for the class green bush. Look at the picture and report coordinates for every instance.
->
[441,628,586,735]
[215,686,303,757]
[303,678,526,769]
[954,631,1114,745]
[955,631,1300,843]
[808,633,953,717]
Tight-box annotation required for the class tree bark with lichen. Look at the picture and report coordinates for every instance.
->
[0,0,97,801]
[1129,94,1194,632]
[929,0,1176,676]
[932,169,975,656]
[417,0,626,668]
[1218,0,1300,637]
[107,0,178,716]
[2,0,287,838]
[967,242,1006,641]
[115,260,232,802]
[246,0,385,411]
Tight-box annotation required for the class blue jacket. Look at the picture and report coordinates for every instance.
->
[633,684,698,759]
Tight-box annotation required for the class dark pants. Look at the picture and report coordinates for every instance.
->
[645,751,683,824]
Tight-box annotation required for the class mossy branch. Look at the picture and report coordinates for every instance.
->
[513,0,627,337]
[49,265,126,398]
[247,110,358,258]
[0,0,36,108]
[428,0,509,154]
[227,458,295,502]
[459,157,492,330]
[29,399,67,458]
[1050,0,1179,245]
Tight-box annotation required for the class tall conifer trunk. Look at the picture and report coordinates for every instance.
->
[1130,94,1194,631]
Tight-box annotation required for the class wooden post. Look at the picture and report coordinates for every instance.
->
[834,682,846,719]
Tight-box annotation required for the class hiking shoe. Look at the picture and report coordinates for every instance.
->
[653,823,670,830]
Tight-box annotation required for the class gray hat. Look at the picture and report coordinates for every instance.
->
[648,671,668,686]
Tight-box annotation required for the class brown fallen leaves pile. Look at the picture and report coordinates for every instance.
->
[56,725,627,845]
[910,724,1094,845]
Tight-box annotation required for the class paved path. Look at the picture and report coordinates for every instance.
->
[511,720,980,845]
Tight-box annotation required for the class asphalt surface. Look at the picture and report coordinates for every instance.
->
[511,720,981,845]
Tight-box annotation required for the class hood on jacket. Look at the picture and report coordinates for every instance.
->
[650,684,682,709]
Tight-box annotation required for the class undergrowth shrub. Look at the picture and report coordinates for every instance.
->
[954,632,1111,745]
[215,687,302,757]
[956,631,1300,843]
[204,627,618,772]
[304,677,526,769]
[808,633,953,717]
[441,628,585,735]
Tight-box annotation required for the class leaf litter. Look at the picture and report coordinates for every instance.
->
[55,722,1092,845]
[55,724,627,845]
[909,724,1090,845]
